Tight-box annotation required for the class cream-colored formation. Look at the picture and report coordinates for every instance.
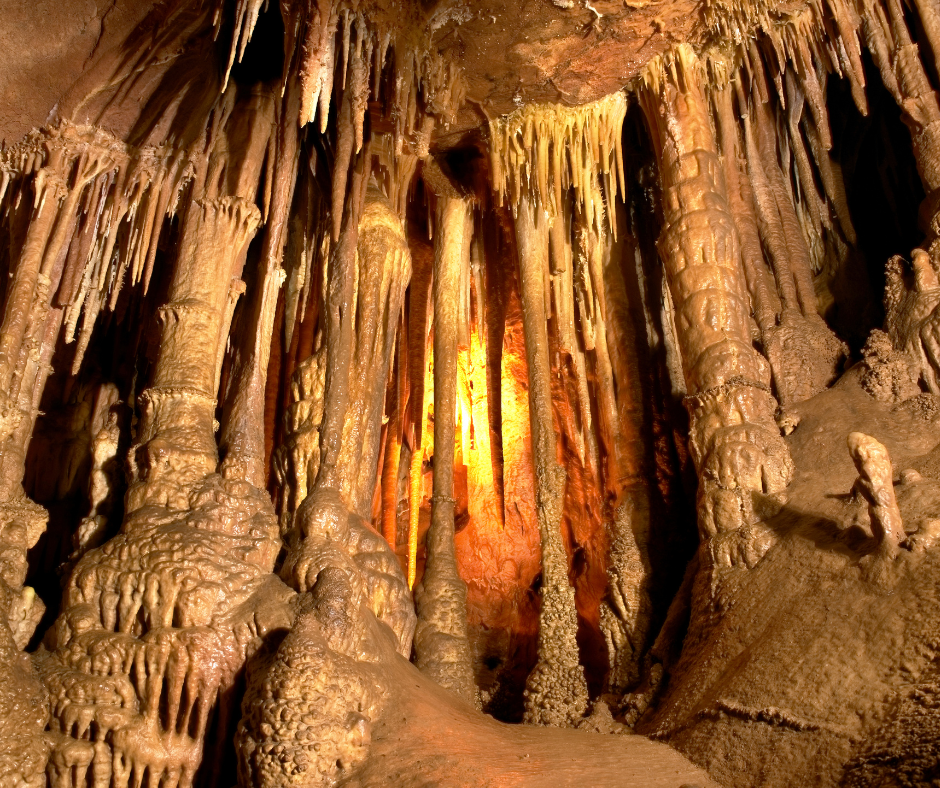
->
[848,432,905,552]
[639,45,793,566]
[3,0,940,784]
[38,93,293,788]
[413,181,477,704]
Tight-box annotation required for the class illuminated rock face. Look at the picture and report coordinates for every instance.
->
[2,0,940,786]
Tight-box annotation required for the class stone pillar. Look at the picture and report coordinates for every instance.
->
[640,46,793,566]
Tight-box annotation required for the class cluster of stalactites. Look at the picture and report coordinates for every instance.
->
[218,0,465,150]
[700,0,940,282]
[700,0,870,83]
[636,5,866,301]
[488,93,627,237]
[0,0,470,460]
[0,122,195,374]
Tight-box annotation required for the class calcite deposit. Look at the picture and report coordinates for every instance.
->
[1,0,940,785]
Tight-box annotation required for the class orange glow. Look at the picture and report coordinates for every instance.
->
[459,320,503,532]
[407,444,422,589]
[408,349,433,589]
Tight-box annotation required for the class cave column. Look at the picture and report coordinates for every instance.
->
[128,97,275,509]
[414,185,477,704]
[335,184,412,518]
[0,142,112,665]
[515,194,589,725]
[127,195,260,508]
[640,46,793,566]
[42,94,288,788]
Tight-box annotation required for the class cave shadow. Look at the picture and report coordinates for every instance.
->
[758,492,880,566]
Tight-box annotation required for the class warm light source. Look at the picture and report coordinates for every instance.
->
[408,348,433,589]
[408,444,422,589]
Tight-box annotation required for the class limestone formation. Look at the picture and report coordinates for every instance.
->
[39,93,292,788]
[848,431,906,557]
[4,0,940,785]
[513,194,589,727]
[413,179,477,705]
[639,45,794,566]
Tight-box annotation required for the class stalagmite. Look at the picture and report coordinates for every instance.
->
[242,119,418,788]
[413,176,477,705]
[0,122,190,788]
[848,432,906,585]
[639,45,793,564]
[71,406,121,560]
[514,195,589,726]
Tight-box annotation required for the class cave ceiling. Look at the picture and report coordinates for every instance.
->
[0,0,799,148]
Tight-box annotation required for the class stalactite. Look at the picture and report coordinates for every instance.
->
[550,205,598,474]
[489,93,626,235]
[273,344,327,532]
[306,150,371,497]
[782,71,827,244]
[335,182,412,518]
[713,84,780,335]
[380,315,406,546]
[70,399,121,561]
[884,0,940,198]
[413,180,477,705]
[741,90,801,315]
[405,231,434,592]
[750,89,847,383]
[219,74,302,489]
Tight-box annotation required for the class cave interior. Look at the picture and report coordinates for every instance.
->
[2,0,940,785]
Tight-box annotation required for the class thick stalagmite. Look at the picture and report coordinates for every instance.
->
[39,92,290,788]
[514,195,589,726]
[413,181,477,704]
[639,45,793,565]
